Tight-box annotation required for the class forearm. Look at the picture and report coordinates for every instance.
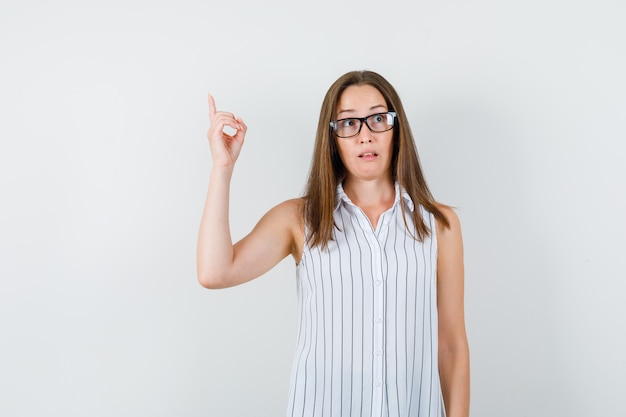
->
[439,343,470,417]
[196,165,236,288]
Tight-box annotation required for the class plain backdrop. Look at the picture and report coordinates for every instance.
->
[1,1,625,416]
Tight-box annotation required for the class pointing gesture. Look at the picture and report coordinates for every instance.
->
[207,94,247,168]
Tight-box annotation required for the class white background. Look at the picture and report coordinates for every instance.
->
[1,1,625,416]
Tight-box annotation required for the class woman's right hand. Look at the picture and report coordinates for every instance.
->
[207,94,247,168]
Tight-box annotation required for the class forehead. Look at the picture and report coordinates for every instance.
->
[336,84,387,116]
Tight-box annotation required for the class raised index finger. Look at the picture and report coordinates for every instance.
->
[208,94,216,118]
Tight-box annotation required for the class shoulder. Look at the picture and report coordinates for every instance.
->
[272,198,305,263]
[270,197,305,219]
[434,203,460,228]
[265,197,305,257]
[261,197,305,230]
[239,198,305,263]
[433,203,462,247]
[433,203,463,274]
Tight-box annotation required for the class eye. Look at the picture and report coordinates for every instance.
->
[369,113,388,127]
[340,118,357,127]
[371,114,385,123]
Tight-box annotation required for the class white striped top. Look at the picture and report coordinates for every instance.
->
[287,183,442,417]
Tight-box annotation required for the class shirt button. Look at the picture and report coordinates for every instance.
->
[376,318,383,323]
[376,280,382,286]
[376,350,382,356]
[375,381,382,387]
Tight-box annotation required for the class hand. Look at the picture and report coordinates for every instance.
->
[207,94,247,168]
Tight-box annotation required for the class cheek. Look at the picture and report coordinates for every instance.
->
[385,134,395,154]
[336,141,350,162]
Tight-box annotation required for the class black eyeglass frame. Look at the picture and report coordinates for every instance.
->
[329,111,397,138]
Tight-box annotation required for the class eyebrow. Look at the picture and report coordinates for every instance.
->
[336,104,387,118]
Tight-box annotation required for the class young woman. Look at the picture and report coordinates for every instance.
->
[197,70,469,417]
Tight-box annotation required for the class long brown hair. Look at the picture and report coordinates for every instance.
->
[303,70,450,248]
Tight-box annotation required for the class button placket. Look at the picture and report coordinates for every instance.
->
[369,226,386,413]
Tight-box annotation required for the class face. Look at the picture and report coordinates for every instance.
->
[334,84,394,183]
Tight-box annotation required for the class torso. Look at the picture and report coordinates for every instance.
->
[286,184,443,417]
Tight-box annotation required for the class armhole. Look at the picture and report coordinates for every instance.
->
[421,204,438,257]
[294,213,307,267]
[423,205,439,288]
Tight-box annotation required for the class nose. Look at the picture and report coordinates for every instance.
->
[358,122,373,143]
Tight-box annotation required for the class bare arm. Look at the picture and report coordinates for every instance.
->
[196,95,300,289]
[436,206,470,417]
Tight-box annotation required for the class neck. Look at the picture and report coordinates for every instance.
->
[342,176,395,208]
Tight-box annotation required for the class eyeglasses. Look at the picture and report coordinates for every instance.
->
[329,112,397,138]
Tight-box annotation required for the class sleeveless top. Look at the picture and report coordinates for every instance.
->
[286,183,443,417]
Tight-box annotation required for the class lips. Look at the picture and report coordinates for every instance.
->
[359,151,378,158]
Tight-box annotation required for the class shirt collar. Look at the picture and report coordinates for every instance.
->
[335,182,415,212]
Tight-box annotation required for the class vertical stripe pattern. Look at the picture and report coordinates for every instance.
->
[287,184,442,417]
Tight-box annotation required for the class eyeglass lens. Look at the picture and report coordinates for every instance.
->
[333,112,395,138]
